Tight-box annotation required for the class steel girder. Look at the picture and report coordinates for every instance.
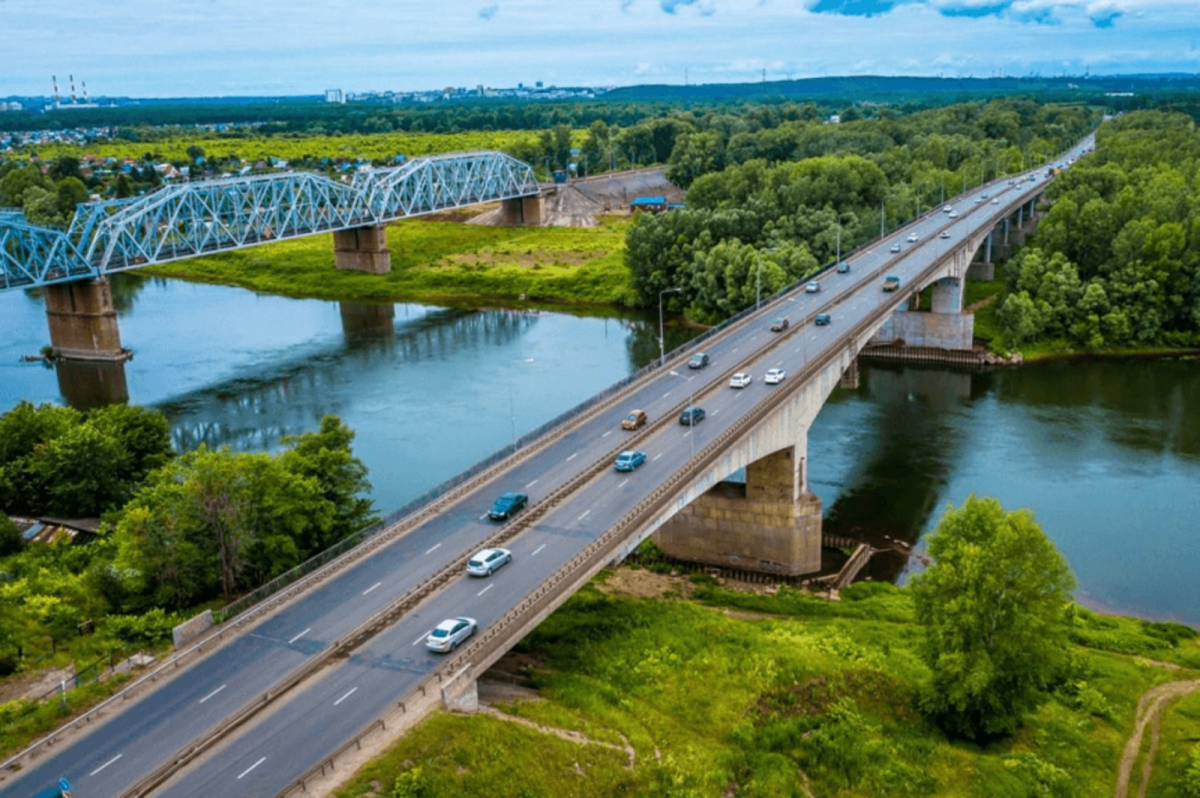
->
[0,151,538,292]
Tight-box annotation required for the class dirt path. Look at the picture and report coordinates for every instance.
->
[477,705,643,770]
[1114,678,1200,798]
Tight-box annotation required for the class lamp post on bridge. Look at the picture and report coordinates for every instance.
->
[658,287,682,367]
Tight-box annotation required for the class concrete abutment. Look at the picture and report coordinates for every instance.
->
[333,225,391,274]
[500,196,543,226]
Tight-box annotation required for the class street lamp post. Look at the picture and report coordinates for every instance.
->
[658,287,682,367]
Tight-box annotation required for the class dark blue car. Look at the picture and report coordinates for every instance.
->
[488,491,528,521]
[679,407,705,426]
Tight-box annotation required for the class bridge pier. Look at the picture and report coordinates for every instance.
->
[500,196,542,226]
[652,431,823,577]
[333,225,391,274]
[44,278,129,362]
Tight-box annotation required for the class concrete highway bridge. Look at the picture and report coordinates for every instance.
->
[0,135,1092,797]
[0,151,541,361]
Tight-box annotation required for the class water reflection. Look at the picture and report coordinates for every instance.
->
[55,359,130,409]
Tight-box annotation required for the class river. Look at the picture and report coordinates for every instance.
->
[2,275,1196,626]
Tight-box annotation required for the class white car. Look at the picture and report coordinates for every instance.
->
[889,243,901,253]
[730,372,752,389]
[426,617,477,653]
[992,198,1000,204]
[939,231,952,239]
[948,210,958,218]
[764,368,786,384]
[942,205,953,213]
[805,281,821,293]
[467,547,512,577]
[906,233,919,243]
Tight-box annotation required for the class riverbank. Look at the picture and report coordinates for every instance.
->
[333,567,1200,798]
[142,215,635,308]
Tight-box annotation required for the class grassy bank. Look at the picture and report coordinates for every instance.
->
[334,571,1200,798]
[142,216,635,307]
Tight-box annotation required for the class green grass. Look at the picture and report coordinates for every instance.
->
[0,673,133,759]
[333,576,1200,798]
[142,216,635,307]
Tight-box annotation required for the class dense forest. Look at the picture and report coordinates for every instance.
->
[995,111,1200,350]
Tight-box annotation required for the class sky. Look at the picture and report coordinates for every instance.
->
[2,0,1198,98]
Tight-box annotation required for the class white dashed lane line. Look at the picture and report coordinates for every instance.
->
[199,684,227,704]
[288,628,310,645]
[662,391,671,399]
[602,430,612,438]
[618,478,629,488]
[531,544,547,556]
[652,453,663,461]
[426,543,441,555]
[477,584,493,597]
[525,479,538,488]
[362,582,381,595]
[334,687,357,706]
[90,754,122,776]
[238,757,266,780]
[567,453,578,461]
[413,631,431,646]
[578,509,591,521]
[712,409,720,415]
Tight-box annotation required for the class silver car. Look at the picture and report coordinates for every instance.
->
[467,547,512,577]
[426,617,477,653]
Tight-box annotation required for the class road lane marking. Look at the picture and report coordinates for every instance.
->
[479,513,488,520]
[683,430,691,437]
[602,430,612,438]
[788,297,797,302]
[618,478,629,488]
[288,628,310,645]
[426,543,441,555]
[90,753,122,776]
[795,347,800,353]
[238,757,266,780]
[477,584,494,597]
[712,409,720,415]
[687,376,695,382]
[531,544,547,556]
[199,684,227,704]
[362,582,382,595]
[578,509,590,521]
[334,687,357,706]
[750,335,757,341]
[567,453,578,461]
[653,453,663,461]
[413,632,430,646]
[733,348,739,353]
[525,479,538,488]
[776,360,783,366]
[662,391,671,399]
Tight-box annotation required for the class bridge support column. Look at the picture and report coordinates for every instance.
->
[967,229,995,281]
[441,671,479,714]
[500,196,542,226]
[333,225,391,274]
[651,432,822,577]
[838,358,860,390]
[44,278,128,362]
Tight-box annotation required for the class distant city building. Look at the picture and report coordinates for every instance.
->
[325,89,344,104]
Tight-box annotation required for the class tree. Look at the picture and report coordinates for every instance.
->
[0,513,21,557]
[911,495,1076,739]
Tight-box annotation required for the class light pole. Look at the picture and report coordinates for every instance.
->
[658,287,682,367]
[668,370,696,458]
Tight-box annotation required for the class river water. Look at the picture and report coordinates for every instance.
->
[2,275,1196,625]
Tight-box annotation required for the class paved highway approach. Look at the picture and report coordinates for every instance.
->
[1,136,1093,798]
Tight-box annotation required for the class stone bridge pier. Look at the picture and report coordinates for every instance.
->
[333,224,391,274]
[44,277,129,362]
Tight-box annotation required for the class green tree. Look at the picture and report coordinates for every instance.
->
[911,495,1076,739]
[0,513,22,557]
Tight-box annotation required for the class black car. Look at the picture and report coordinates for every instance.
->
[687,353,710,369]
[815,313,831,326]
[488,491,528,521]
[679,406,706,426]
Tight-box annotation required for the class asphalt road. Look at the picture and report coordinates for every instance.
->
[2,137,1093,798]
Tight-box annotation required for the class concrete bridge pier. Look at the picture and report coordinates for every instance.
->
[333,225,391,274]
[500,196,542,226]
[44,278,129,362]
[651,426,823,577]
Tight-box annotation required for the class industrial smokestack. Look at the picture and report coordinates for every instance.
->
[52,75,59,104]
[70,74,76,104]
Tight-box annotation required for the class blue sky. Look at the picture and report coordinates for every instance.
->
[2,0,1197,97]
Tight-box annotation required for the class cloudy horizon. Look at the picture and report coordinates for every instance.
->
[2,0,1198,99]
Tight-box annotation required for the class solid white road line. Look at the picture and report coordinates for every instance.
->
[90,753,123,776]
[477,584,493,597]
[618,478,629,488]
[567,453,578,461]
[334,687,357,706]
[288,628,310,645]
[426,543,441,554]
[531,543,547,556]
[199,684,227,704]
[525,479,538,488]
[578,509,590,521]
[238,757,266,780]
[652,452,664,461]
[602,430,612,438]
[362,582,381,595]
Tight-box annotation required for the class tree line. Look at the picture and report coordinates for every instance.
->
[0,405,376,668]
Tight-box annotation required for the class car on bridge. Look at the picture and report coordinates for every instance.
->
[488,491,528,521]
[467,548,512,577]
[948,210,958,218]
[764,368,786,384]
[687,352,710,369]
[906,232,919,242]
[992,198,1000,204]
[889,243,901,253]
[426,617,477,653]
[679,407,706,425]
[939,230,952,239]
[943,205,953,213]
[815,313,831,326]
[836,261,850,273]
[621,409,648,430]
[770,317,789,332]
[614,450,647,471]
[805,281,821,293]
[730,372,752,388]
[883,275,901,292]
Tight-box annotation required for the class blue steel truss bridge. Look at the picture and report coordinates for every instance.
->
[0,151,540,292]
